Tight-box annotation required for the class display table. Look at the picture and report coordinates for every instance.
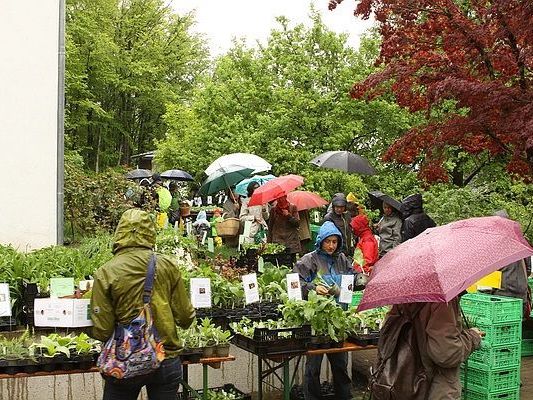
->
[0,355,236,400]
[237,340,376,400]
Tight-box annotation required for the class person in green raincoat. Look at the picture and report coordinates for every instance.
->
[91,209,195,400]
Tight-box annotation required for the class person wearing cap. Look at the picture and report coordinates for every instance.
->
[323,193,354,256]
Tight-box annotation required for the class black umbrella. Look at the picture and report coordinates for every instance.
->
[160,169,194,181]
[368,191,402,212]
[125,169,152,180]
[310,151,376,175]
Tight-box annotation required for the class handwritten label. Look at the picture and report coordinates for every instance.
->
[50,277,75,298]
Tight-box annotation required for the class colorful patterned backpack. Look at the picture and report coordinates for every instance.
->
[97,254,165,380]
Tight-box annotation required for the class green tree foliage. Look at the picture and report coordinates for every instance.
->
[65,0,208,171]
[156,12,413,193]
[64,151,132,240]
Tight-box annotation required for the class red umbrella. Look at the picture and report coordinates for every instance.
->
[357,216,533,311]
[287,191,328,211]
[248,174,304,206]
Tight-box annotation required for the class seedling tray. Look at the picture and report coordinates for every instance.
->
[348,332,380,347]
[232,326,311,356]
[178,384,250,400]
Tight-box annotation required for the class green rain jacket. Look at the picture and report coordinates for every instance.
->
[90,209,195,358]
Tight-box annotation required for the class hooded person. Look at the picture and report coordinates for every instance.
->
[91,209,195,400]
[350,214,379,275]
[375,200,402,256]
[239,181,269,244]
[400,193,436,242]
[323,193,354,256]
[293,221,354,400]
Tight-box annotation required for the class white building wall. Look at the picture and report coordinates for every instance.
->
[0,1,61,250]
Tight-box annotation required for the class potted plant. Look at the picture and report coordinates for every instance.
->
[214,329,232,357]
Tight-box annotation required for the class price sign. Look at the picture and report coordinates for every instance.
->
[286,273,302,300]
[190,278,212,308]
[0,284,12,317]
[339,274,354,304]
[50,277,75,298]
[242,273,260,304]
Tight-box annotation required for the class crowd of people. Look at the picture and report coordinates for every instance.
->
[105,173,531,400]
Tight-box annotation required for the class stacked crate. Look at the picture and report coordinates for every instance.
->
[460,293,522,400]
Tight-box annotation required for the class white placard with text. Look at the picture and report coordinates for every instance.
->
[0,284,12,317]
[242,273,260,304]
[286,273,302,301]
[190,278,212,308]
[339,274,355,304]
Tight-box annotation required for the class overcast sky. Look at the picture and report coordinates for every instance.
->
[172,0,375,57]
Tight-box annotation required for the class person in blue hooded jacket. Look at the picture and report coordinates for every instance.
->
[293,221,354,400]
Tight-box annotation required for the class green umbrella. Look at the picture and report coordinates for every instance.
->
[198,167,254,196]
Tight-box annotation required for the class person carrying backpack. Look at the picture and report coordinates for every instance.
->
[91,209,195,400]
[369,297,483,400]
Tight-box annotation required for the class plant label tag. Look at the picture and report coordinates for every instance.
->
[242,273,260,304]
[34,298,92,327]
[0,284,12,317]
[207,237,215,253]
[207,196,212,205]
[258,257,265,273]
[313,211,320,223]
[186,221,193,235]
[243,221,252,238]
[78,280,94,291]
[201,231,207,245]
[339,274,354,304]
[238,234,245,251]
[286,273,302,301]
[190,278,212,308]
[50,277,75,298]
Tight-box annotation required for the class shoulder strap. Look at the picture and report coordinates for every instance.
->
[142,253,157,304]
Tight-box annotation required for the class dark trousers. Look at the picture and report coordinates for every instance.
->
[103,357,182,400]
[304,353,351,400]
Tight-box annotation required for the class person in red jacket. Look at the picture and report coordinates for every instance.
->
[350,214,379,275]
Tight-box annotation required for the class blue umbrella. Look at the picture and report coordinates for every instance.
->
[235,174,277,197]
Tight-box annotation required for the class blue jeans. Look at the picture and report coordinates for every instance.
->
[304,353,351,400]
[103,357,182,400]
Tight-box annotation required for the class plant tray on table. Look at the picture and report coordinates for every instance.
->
[230,318,311,356]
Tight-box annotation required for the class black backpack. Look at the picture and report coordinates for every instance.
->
[367,305,433,400]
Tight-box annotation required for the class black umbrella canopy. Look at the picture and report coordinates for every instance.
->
[125,169,152,180]
[368,191,402,212]
[160,169,194,181]
[310,151,376,175]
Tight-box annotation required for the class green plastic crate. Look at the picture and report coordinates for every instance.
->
[461,387,520,400]
[461,293,522,325]
[350,291,364,308]
[460,365,520,394]
[475,320,522,347]
[468,342,521,369]
[522,339,533,357]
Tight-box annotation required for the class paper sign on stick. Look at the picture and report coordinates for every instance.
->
[286,273,302,301]
[0,284,12,317]
[258,257,265,273]
[339,274,354,304]
[201,231,207,245]
[243,221,252,238]
[50,277,75,298]
[207,196,212,205]
[238,235,245,251]
[190,278,212,308]
[207,238,215,253]
[313,211,320,223]
[242,273,260,304]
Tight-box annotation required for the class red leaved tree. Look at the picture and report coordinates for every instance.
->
[330,0,533,183]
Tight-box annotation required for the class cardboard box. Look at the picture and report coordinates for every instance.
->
[33,298,93,327]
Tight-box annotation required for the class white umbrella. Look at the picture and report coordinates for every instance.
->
[205,153,271,176]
